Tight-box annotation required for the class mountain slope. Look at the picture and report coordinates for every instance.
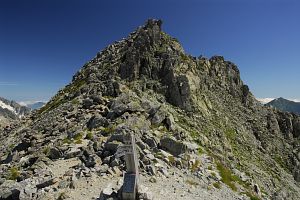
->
[267,97,300,114]
[1,19,300,200]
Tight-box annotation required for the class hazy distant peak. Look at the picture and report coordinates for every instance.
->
[267,97,300,114]
[18,100,47,110]
[256,98,275,104]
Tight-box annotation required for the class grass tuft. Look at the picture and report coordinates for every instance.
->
[216,162,238,191]
[7,167,20,180]
[213,182,221,189]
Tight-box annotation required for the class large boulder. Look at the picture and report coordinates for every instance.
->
[160,136,187,156]
[0,180,20,200]
[87,114,109,130]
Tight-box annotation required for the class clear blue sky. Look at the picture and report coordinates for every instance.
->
[0,0,299,102]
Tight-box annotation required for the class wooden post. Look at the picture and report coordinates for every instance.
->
[122,133,139,200]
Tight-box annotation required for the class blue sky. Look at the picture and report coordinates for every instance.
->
[0,0,299,102]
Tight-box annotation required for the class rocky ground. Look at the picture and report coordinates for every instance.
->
[1,19,300,200]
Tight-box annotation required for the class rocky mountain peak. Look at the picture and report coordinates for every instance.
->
[1,19,300,200]
[54,19,253,114]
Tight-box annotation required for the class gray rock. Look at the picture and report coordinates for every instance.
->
[145,165,156,176]
[293,117,300,137]
[149,107,166,125]
[138,185,153,200]
[65,147,82,159]
[96,164,109,174]
[82,98,93,109]
[80,154,101,168]
[36,178,58,189]
[87,114,109,130]
[160,136,187,156]
[110,159,119,167]
[294,169,300,182]
[144,137,159,149]
[47,147,63,160]
[0,180,20,200]
[104,141,122,154]
[165,114,175,131]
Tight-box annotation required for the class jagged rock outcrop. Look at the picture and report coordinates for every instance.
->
[0,19,300,200]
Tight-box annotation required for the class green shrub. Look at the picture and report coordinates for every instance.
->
[225,128,236,140]
[213,182,221,189]
[190,160,201,172]
[198,147,204,155]
[63,137,72,144]
[211,172,217,177]
[85,131,93,140]
[7,167,20,180]
[43,146,50,155]
[216,162,238,191]
[74,133,83,140]
[168,156,176,166]
[75,139,82,144]
[102,125,116,134]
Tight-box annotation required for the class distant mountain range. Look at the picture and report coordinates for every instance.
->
[0,97,31,118]
[0,97,31,127]
[26,101,46,110]
[266,97,300,114]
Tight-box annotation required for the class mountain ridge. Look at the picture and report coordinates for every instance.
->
[1,19,300,200]
[267,97,300,115]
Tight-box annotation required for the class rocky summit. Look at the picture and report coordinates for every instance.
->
[1,19,300,200]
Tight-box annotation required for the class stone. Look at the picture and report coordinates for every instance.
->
[95,164,110,174]
[145,165,156,176]
[160,136,187,156]
[112,166,122,176]
[144,137,158,149]
[0,180,20,200]
[102,184,114,196]
[65,147,82,159]
[110,159,119,167]
[47,147,63,160]
[104,141,122,154]
[149,107,166,125]
[138,185,153,200]
[184,142,199,152]
[158,168,169,177]
[80,154,102,168]
[294,169,300,182]
[149,177,157,183]
[165,114,175,131]
[36,178,58,189]
[87,114,109,130]
[82,98,93,109]
[254,184,261,196]
[293,117,300,137]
